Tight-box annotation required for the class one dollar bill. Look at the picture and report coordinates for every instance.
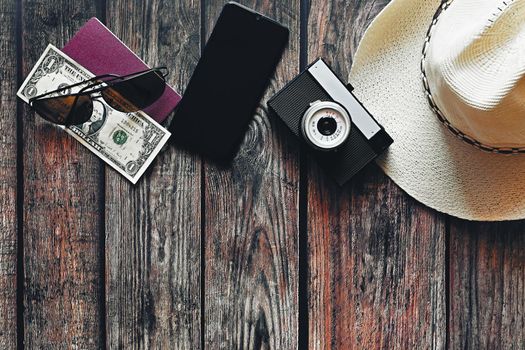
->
[17,44,171,184]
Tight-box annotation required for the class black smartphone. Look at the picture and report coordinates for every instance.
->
[169,2,289,162]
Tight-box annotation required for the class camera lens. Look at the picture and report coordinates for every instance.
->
[301,101,352,151]
[317,117,337,136]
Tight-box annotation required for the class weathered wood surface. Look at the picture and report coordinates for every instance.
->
[202,0,300,349]
[104,0,202,348]
[306,1,446,349]
[21,0,105,348]
[5,0,525,349]
[306,169,446,349]
[0,0,18,348]
[449,220,525,350]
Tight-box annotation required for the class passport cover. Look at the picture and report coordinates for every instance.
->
[63,17,180,123]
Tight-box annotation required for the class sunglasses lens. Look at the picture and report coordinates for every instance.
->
[69,95,94,125]
[31,94,93,125]
[101,70,166,113]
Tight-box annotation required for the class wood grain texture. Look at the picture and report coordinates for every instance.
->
[21,0,105,348]
[104,0,202,348]
[449,220,525,350]
[8,1,525,348]
[306,1,446,349]
[202,1,300,349]
[0,0,18,348]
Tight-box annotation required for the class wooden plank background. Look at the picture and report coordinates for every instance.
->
[202,1,300,349]
[1,0,523,349]
[0,0,17,348]
[21,0,105,348]
[305,1,446,349]
[104,0,202,348]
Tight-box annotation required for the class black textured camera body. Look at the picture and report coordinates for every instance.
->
[268,58,393,185]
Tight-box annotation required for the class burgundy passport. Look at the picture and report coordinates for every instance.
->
[63,17,180,123]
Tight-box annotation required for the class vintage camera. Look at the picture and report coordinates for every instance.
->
[268,58,393,185]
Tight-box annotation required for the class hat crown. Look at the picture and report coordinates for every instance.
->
[425,0,525,148]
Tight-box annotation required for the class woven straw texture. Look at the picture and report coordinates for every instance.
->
[349,0,525,221]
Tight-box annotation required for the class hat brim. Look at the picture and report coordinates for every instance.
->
[349,0,525,221]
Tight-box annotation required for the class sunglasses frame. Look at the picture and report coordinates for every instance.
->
[29,66,169,125]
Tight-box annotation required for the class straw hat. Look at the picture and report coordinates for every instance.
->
[349,0,525,221]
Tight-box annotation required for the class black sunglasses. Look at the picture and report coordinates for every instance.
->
[29,67,169,125]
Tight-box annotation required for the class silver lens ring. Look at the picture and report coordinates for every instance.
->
[301,100,351,151]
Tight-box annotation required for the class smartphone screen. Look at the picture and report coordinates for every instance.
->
[169,2,289,162]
